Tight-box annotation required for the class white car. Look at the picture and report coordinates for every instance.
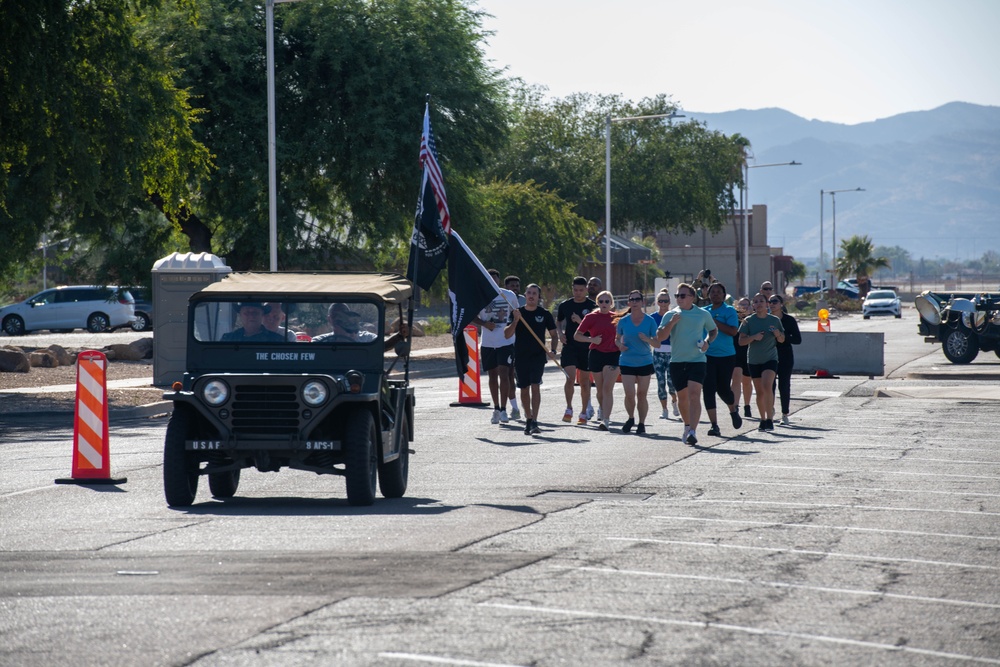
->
[0,285,136,335]
[862,289,902,319]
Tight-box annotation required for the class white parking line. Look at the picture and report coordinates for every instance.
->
[738,464,998,480]
[650,515,1000,541]
[480,603,1000,665]
[565,566,1000,610]
[704,479,1000,499]
[378,653,529,667]
[608,537,1000,571]
[750,454,997,465]
[690,499,1000,517]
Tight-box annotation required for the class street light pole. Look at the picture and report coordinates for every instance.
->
[266,0,304,272]
[825,187,865,286]
[605,111,684,293]
[743,161,801,296]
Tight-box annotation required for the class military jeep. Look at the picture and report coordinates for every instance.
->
[161,272,414,507]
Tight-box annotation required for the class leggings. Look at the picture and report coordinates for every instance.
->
[772,352,794,414]
[703,354,736,410]
[653,351,674,401]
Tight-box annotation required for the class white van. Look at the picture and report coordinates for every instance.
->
[0,286,136,335]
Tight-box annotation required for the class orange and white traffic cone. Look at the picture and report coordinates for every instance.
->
[55,350,127,485]
[817,308,831,332]
[455,325,487,407]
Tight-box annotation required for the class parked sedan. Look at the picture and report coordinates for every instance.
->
[0,285,135,335]
[862,289,902,319]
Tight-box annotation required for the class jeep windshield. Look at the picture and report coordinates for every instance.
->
[192,299,384,345]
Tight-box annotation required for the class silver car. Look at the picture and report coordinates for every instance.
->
[0,285,136,335]
[862,289,902,319]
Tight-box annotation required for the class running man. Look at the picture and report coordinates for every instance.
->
[556,276,596,425]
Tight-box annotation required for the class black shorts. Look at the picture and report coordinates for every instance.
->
[669,361,707,391]
[620,363,654,377]
[589,349,620,374]
[514,355,546,388]
[482,345,514,372]
[748,360,779,378]
[560,341,590,371]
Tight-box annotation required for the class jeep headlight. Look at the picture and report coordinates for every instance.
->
[302,381,329,407]
[203,380,229,406]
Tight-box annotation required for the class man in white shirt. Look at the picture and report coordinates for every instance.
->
[474,269,519,424]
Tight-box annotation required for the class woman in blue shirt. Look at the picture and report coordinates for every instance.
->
[615,290,658,434]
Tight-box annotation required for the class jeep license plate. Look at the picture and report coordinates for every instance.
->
[305,441,337,450]
[188,440,222,450]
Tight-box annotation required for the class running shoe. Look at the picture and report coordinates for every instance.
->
[730,410,743,429]
[764,419,775,431]
[672,402,680,417]
[781,414,789,425]
[635,423,646,435]
[585,404,595,420]
[743,404,752,418]
[757,421,767,432]
[530,421,541,435]
[622,417,635,433]
[491,409,500,424]
[510,407,521,421]
[523,420,532,435]
[499,409,509,424]
[577,414,588,425]
[706,424,721,437]
[562,408,573,423]
[660,408,669,420]
[597,421,609,431]
[686,431,698,446]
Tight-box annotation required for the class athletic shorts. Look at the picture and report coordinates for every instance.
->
[514,355,545,388]
[748,360,779,378]
[560,341,590,371]
[588,349,620,374]
[669,361,707,391]
[482,344,514,372]
[620,363,654,377]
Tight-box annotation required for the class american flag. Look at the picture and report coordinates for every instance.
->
[419,106,450,234]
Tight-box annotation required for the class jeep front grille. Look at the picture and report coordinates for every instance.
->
[231,384,300,435]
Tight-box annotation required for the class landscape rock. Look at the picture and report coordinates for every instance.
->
[46,344,74,366]
[102,338,154,362]
[29,350,59,368]
[0,348,31,373]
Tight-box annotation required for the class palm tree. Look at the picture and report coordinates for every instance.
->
[835,235,890,297]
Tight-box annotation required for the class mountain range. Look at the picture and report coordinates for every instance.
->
[680,102,1000,263]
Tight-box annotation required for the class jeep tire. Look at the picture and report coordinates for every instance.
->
[378,410,409,498]
[344,409,377,506]
[163,404,200,506]
[942,325,979,364]
[209,469,241,499]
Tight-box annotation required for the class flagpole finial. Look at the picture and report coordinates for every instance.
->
[425,93,431,104]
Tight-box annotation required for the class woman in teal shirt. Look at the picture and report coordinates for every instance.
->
[656,282,717,446]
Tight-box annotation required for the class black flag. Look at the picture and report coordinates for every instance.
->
[448,231,502,377]
[406,104,450,290]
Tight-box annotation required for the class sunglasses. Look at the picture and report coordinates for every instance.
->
[674,293,691,299]
[598,299,611,304]
[628,296,643,302]
[768,298,781,304]
[657,299,670,304]
[761,287,773,291]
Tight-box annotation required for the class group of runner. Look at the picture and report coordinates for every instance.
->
[476,270,801,442]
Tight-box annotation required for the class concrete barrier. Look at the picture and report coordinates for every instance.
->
[792,331,884,376]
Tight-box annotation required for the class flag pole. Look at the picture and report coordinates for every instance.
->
[514,315,569,379]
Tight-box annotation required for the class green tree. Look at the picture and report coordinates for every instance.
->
[874,245,912,276]
[785,259,807,283]
[0,0,210,285]
[473,179,598,288]
[490,89,744,237]
[143,0,508,270]
[836,235,891,297]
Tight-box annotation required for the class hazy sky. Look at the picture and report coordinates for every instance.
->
[476,0,1000,125]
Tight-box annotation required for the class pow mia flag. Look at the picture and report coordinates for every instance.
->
[406,103,450,291]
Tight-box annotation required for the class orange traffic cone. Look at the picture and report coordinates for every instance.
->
[55,350,127,485]
[817,308,831,332]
